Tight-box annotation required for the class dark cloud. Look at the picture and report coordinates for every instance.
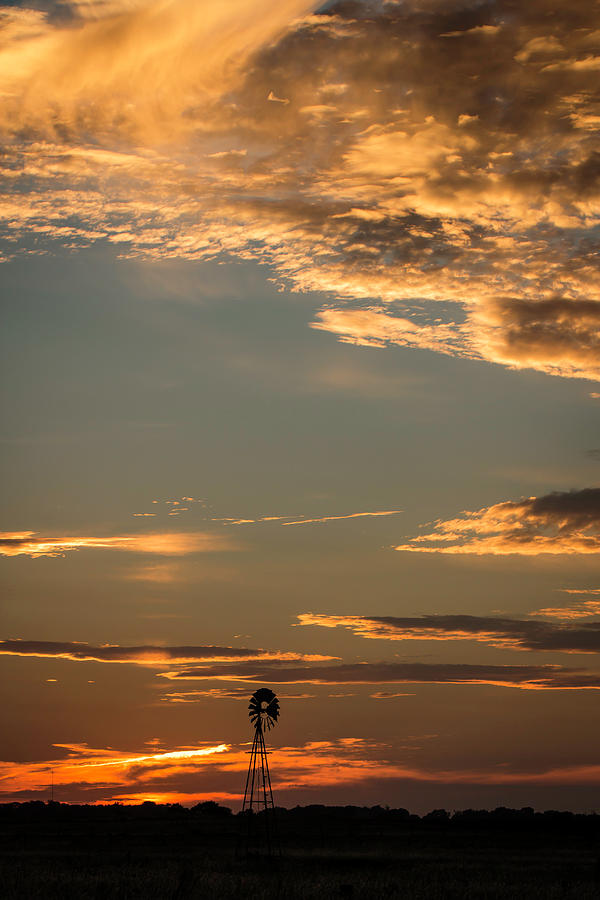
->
[524,488,600,525]
[161,660,600,690]
[297,613,600,653]
[472,299,600,380]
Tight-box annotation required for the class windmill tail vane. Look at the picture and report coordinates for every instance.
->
[241,688,280,856]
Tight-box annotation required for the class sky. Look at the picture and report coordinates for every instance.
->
[0,0,599,812]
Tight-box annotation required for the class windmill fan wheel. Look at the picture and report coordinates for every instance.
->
[248,688,280,730]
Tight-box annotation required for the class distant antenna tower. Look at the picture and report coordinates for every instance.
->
[241,688,280,856]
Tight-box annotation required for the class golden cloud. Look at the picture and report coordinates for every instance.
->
[0,0,315,139]
[0,1,598,381]
[394,488,600,555]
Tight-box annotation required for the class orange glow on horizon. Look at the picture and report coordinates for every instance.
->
[4,739,600,806]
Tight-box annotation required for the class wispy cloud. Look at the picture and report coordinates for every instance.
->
[561,589,600,595]
[394,489,600,555]
[533,589,600,619]
[534,602,600,619]
[217,509,402,527]
[370,691,415,700]
[162,688,315,702]
[311,308,468,356]
[0,530,237,558]
[313,298,600,383]
[0,640,333,666]
[129,498,385,528]
[282,510,402,526]
[297,613,600,654]
[144,497,205,518]
[0,0,315,139]
[122,562,186,583]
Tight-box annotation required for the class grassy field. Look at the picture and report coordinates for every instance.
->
[1,804,599,898]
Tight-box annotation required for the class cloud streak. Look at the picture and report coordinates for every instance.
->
[394,488,600,555]
[281,510,402,527]
[217,509,402,527]
[0,740,233,803]
[297,613,600,654]
[0,530,237,558]
[72,744,229,770]
[0,640,333,666]
[162,688,315,702]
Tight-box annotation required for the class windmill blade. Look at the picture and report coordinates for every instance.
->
[247,688,280,730]
[266,696,279,721]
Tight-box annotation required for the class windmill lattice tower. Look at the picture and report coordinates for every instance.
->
[241,688,280,856]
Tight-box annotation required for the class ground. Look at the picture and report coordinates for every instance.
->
[2,804,599,898]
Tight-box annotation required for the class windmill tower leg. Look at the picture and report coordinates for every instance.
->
[258,724,272,855]
[242,724,261,854]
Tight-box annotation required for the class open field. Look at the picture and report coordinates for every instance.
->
[1,804,599,898]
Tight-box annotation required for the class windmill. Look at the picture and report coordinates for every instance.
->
[241,687,280,856]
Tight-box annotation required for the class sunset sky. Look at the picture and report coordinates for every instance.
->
[1,0,599,812]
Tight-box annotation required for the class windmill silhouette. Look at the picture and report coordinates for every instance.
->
[241,688,280,856]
